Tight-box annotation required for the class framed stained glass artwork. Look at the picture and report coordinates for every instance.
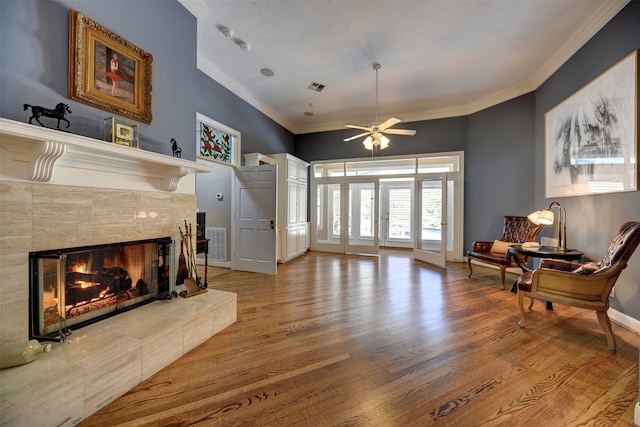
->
[196,113,241,167]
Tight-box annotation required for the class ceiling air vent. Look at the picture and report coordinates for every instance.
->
[308,82,325,92]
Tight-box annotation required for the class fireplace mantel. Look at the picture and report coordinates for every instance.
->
[0,118,211,192]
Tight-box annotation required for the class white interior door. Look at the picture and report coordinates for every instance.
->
[232,165,277,274]
[414,173,446,268]
[345,179,379,256]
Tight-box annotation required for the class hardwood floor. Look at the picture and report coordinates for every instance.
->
[80,250,639,426]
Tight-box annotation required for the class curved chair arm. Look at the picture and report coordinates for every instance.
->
[471,240,494,253]
[539,258,583,272]
[530,264,626,303]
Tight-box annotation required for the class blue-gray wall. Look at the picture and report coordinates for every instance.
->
[1,0,198,158]
[466,93,536,244]
[295,93,536,252]
[295,116,467,161]
[194,69,295,235]
[196,70,295,156]
[534,2,640,316]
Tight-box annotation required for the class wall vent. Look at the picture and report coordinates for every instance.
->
[308,82,326,92]
[206,227,227,261]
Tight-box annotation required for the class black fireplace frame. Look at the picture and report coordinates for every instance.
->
[29,237,173,341]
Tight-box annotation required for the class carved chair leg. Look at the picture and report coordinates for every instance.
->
[499,267,506,290]
[596,310,617,351]
[517,291,527,328]
[528,297,534,310]
[467,258,473,278]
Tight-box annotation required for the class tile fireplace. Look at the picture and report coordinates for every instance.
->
[0,119,236,426]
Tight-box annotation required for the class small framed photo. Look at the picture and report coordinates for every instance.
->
[104,117,139,148]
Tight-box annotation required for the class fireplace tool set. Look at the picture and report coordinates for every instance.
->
[178,220,207,297]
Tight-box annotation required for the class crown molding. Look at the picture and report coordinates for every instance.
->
[177,0,207,18]
[530,0,630,89]
[197,55,297,133]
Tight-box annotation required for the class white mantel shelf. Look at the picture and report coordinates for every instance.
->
[0,118,211,192]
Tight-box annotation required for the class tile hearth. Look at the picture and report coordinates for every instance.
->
[0,287,236,427]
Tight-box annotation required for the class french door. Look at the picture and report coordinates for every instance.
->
[312,179,379,255]
[414,173,447,268]
[345,180,379,256]
[380,180,414,248]
[310,152,464,266]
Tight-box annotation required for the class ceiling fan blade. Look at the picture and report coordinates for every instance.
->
[385,129,416,136]
[345,124,371,131]
[343,132,371,142]
[378,117,401,130]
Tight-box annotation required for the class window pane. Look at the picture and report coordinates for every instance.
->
[388,188,412,240]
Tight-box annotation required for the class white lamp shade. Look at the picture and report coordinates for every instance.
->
[528,209,554,225]
[537,209,554,225]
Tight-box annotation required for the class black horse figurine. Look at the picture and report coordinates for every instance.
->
[171,138,182,158]
[23,102,71,130]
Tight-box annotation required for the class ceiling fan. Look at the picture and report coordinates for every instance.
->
[344,62,416,151]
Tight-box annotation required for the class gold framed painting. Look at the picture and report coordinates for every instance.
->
[68,9,153,124]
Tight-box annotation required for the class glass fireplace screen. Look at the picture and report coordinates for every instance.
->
[29,237,173,340]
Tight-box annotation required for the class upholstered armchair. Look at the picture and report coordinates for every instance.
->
[467,216,544,289]
[517,221,640,351]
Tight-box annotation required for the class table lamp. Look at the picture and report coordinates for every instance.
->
[527,202,567,250]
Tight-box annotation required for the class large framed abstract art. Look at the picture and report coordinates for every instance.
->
[196,113,241,167]
[68,9,153,124]
[545,50,638,198]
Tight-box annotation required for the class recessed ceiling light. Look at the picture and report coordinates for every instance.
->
[260,68,275,77]
[216,25,233,38]
[233,38,249,51]
[308,82,326,92]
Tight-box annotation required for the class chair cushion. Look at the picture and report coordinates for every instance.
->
[490,240,515,255]
[572,261,601,275]
[467,250,511,265]
[516,272,532,292]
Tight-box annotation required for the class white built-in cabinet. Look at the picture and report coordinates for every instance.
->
[271,153,309,263]
[244,152,309,263]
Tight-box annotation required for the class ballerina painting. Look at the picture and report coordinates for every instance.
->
[105,52,124,96]
[93,44,135,104]
[68,9,153,123]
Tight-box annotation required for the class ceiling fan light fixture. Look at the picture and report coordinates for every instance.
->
[379,134,390,150]
[344,62,416,153]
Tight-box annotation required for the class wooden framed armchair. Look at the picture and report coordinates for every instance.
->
[516,221,640,351]
[467,216,544,289]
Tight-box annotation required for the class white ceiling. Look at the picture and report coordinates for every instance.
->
[180,0,628,135]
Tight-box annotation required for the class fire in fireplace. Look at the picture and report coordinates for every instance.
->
[29,237,173,341]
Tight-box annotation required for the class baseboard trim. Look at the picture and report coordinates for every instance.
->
[608,307,640,335]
